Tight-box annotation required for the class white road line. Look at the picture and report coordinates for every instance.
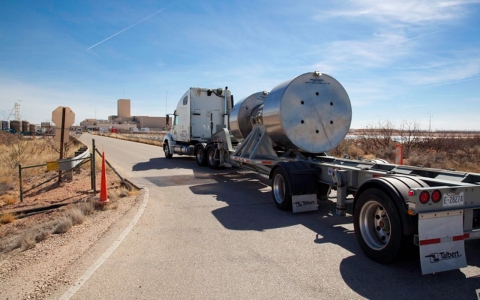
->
[59,187,149,300]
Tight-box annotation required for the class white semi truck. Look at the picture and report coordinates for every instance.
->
[163,71,480,274]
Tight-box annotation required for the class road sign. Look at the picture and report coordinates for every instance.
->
[52,106,75,128]
[54,128,69,143]
[52,106,75,143]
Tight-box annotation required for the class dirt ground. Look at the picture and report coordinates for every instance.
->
[0,165,142,299]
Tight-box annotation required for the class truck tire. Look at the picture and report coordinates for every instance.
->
[164,141,173,159]
[207,146,219,169]
[271,167,292,211]
[353,188,405,263]
[196,145,207,166]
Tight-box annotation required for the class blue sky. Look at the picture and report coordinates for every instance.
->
[1,0,479,130]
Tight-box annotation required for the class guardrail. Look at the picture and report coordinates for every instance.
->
[58,146,90,171]
[18,145,93,202]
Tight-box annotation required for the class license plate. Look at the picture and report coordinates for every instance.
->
[443,192,464,207]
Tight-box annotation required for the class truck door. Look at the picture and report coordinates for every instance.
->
[212,109,223,134]
[171,112,179,141]
[191,108,207,139]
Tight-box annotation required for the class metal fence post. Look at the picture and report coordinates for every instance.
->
[92,139,96,195]
[19,164,23,202]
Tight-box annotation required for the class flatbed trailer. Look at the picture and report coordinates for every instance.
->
[164,71,480,274]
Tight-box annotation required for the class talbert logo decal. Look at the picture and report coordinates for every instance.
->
[294,200,315,207]
[425,251,461,263]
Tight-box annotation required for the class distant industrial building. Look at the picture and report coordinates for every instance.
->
[79,99,167,132]
[118,99,131,118]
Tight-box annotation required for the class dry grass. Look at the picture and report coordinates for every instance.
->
[0,132,86,197]
[53,217,73,234]
[1,194,17,205]
[332,134,480,173]
[0,197,122,254]
[0,213,15,224]
[66,207,86,225]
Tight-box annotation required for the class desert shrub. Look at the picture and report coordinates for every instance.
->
[0,213,15,224]
[67,207,86,225]
[78,201,95,216]
[374,147,395,161]
[19,232,37,250]
[35,230,49,243]
[53,217,72,234]
[1,194,17,205]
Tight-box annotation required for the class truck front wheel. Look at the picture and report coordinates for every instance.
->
[354,188,404,263]
[196,145,207,166]
[164,141,173,159]
[272,168,292,211]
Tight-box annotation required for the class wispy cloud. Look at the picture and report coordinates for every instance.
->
[312,31,415,70]
[322,0,480,24]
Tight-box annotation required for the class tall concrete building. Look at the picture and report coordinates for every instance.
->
[117,99,131,118]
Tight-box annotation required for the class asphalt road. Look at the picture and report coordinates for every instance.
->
[67,133,480,300]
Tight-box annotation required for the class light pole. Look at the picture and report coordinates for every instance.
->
[427,113,432,132]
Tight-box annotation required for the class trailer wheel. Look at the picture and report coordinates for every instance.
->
[207,147,219,169]
[195,145,207,166]
[272,168,292,211]
[354,188,404,263]
[164,141,173,159]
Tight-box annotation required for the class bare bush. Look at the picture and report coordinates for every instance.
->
[398,120,422,156]
[53,217,73,234]
[0,133,31,169]
[67,207,86,225]
[77,200,95,216]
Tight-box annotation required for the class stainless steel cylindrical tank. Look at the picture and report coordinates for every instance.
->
[229,91,268,140]
[262,71,352,153]
[10,120,21,133]
[22,121,29,133]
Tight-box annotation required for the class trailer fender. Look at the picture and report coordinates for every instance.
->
[269,162,318,195]
[354,176,428,236]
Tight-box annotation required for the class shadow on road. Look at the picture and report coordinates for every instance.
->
[132,156,195,171]
[141,156,480,299]
[188,167,480,300]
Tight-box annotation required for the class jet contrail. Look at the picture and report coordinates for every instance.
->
[426,76,480,87]
[87,0,180,50]
[387,29,447,46]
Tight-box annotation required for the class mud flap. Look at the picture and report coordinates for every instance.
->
[292,194,317,213]
[418,210,467,274]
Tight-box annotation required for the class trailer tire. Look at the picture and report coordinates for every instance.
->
[164,141,173,159]
[207,147,219,169]
[354,188,406,263]
[272,168,292,211]
[195,145,207,166]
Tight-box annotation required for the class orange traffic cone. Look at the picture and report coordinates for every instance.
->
[99,151,109,203]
